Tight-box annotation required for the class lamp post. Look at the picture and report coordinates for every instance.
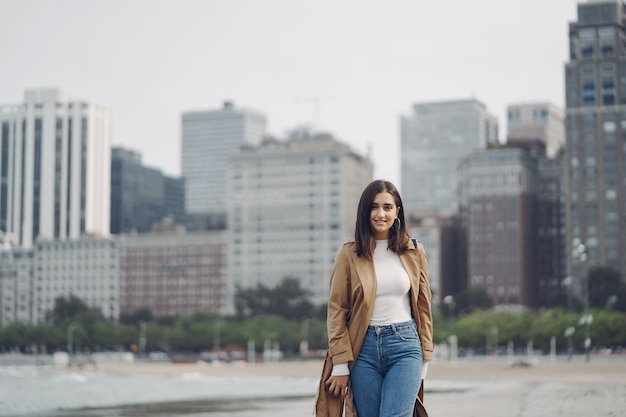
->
[443,295,457,362]
[138,321,147,356]
[563,276,575,361]
[67,322,79,356]
[572,243,591,362]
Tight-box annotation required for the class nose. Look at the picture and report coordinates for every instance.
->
[373,207,385,218]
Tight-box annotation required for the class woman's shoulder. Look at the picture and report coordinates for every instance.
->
[339,240,356,251]
[409,238,425,252]
[335,240,357,256]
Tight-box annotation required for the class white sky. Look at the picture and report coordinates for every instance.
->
[0,0,580,189]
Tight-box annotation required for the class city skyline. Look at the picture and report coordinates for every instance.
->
[0,0,579,190]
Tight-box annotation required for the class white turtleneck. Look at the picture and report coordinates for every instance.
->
[369,239,412,325]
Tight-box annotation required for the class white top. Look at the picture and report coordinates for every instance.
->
[369,240,412,326]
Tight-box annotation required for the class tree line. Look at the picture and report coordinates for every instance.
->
[1,271,625,356]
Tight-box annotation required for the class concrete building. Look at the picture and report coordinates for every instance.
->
[110,147,185,234]
[459,142,565,309]
[0,88,111,248]
[181,101,266,219]
[507,102,565,158]
[565,0,626,290]
[117,230,228,317]
[400,99,499,217]
[33,237,119,323]
[0,248,33,327]
[228,132,373,305]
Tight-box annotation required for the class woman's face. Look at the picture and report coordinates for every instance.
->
[370,191,400,240]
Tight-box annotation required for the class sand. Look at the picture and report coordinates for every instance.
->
[94,357,626,417]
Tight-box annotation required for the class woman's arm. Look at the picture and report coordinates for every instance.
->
[416,242,434,361]
[326,245,355,365]
[325,245,353,399]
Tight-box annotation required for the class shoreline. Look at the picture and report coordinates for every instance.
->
[90,355,626,383]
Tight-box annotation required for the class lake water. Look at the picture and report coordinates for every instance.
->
[0,364,318,417]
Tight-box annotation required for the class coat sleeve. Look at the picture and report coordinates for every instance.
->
[326,245,355,366]
[416,242,434,360]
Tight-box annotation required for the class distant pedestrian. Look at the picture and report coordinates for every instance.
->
[315,179,434,417]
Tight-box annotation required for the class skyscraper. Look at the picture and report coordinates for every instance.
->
[565,0,626,288]
[110,147,185,234]
[459,141,565,308]
[228,132,373,305]
[0,88,111,248]
[181,101,266,217]
[400,99,499,217]
[507,102,565,158]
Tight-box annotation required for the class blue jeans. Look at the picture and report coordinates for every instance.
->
[351,320,422,417]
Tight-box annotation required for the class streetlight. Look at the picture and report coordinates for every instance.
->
[572,243,591,362]
[443,295,457,362]
[563,276,575,361]
[138,321,147,356]
[67,322,79,356]
[579,313,593,362]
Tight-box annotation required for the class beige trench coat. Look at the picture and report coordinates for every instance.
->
[314,239,433,417]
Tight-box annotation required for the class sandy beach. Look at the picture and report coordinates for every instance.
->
[92,356,626,417]
[95,356,626,381]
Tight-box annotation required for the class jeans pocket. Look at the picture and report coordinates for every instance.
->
[395,326,419,342]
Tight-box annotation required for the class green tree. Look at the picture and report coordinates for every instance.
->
[529,308,571,352]
[235,277,314,320]
[455,310,492,349]
[25,324,64,352]
[119,307,154,325]
[491,310,534,349]
[45,295,92,325]
[452,288,492,316]
[0,323,29,351]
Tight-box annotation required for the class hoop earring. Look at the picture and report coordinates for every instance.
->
[392,217,401,231]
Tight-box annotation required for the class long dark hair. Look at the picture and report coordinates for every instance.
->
[355,180,409,259]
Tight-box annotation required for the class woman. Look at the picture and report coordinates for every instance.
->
[315,180,433,417]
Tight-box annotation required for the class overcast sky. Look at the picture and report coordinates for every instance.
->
[1,0,581,189]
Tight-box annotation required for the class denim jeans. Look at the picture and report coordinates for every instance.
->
[351,320,422,417]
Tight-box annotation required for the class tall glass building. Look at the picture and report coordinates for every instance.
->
[565,0,626,289]
[0,89,111,248]
[400,99,499,217]
[110,147,185,234]
[181,101,266,217]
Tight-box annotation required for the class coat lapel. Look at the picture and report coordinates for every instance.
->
[351,252,377,309]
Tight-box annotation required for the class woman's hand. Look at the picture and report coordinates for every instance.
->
[325,374,349,400]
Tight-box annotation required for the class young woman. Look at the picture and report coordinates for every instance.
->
[315,180,433,417]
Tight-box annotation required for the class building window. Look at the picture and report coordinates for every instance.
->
[602,78,615,105]
[601,41,615,58]
[581,42,594,59]
[582,79,595,105]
